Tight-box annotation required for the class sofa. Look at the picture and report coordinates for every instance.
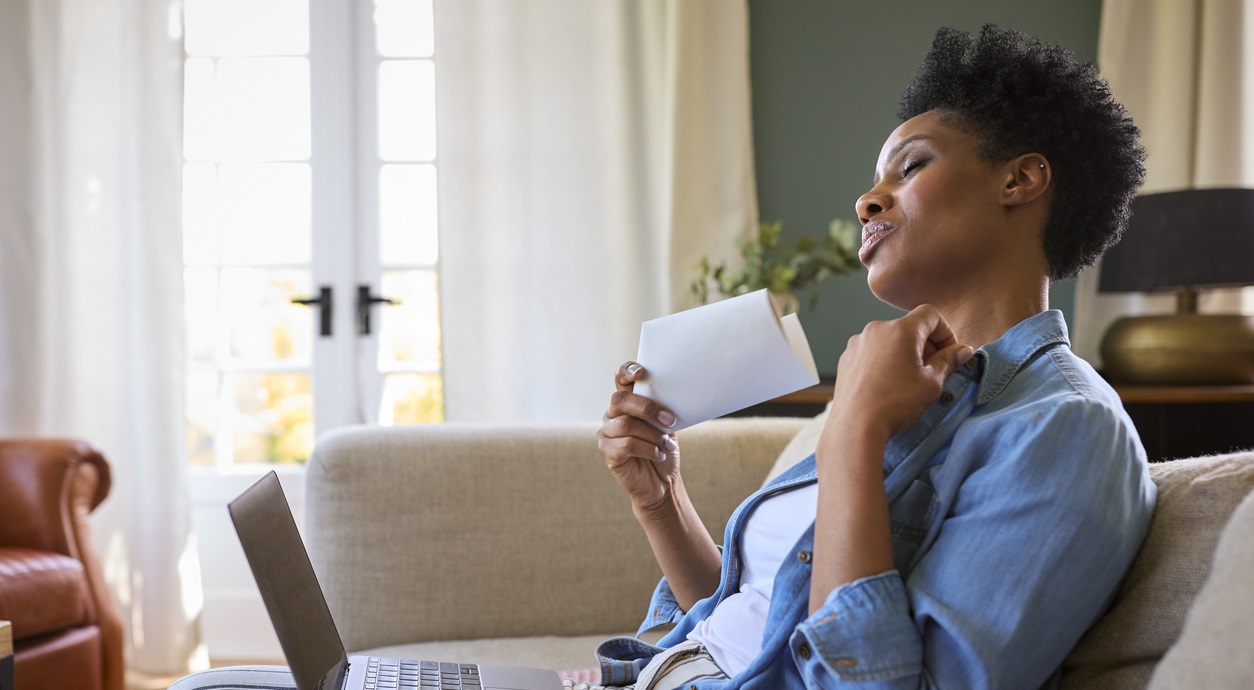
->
[304,417,1254,688]
[0,438,125,690]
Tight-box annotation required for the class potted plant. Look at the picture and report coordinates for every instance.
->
[690,219,862,313]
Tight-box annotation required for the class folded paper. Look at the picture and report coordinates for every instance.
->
[636,289,820,431]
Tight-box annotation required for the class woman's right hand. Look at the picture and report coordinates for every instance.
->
[596,361,681,513]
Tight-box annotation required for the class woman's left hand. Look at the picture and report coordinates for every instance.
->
[809,305,973,612]
[822,305,974,452]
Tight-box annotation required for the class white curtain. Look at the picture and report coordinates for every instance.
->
[435,0,758,422]
[0,0,202,677]
[1073,0,1254,365]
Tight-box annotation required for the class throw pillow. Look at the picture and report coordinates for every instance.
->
[762,402,831,486]
[1145,482,1254,688]
[1060,450,1254,690]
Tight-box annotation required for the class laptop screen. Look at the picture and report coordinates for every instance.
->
[229,471,348,690]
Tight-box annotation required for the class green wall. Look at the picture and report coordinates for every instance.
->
[747,0,1103,375]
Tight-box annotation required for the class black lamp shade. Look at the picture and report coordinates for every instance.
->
[1098,188,1254,293]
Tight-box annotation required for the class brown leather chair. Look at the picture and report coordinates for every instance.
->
[0,439,124,690]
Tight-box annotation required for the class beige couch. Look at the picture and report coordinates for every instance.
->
[304,417,1254,688]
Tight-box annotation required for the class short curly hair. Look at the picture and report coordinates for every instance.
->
[898,24,1146,280]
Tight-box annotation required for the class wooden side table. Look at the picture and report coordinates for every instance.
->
[1114,385,1254,461]
[1,620,13,690]
[732,377,1254,463]
[728,378,835,419]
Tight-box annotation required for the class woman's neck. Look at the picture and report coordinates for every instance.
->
[937,278,1050,349]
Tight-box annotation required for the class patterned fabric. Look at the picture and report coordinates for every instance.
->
[563,641,728,690]
[167,665,296,690]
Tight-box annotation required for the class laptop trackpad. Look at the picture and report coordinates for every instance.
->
[477,664,564,690]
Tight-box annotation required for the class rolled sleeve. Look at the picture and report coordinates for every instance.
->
[793,571,922,688]
[637,575,688,636]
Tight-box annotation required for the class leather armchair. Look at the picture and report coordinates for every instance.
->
[0,439,124,690]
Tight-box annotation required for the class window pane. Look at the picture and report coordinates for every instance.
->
[183,58,217,161]
[380,372,443,425]
[378,60,436,161]
[217,163,312,264]
[221,268,313,364]
[374,0,434,57]
[185,371,219,466]
[183,162,218,265]
[379,270,441,370]
[185,0,309,57]
[379,164,438,265]
[185,267,219,365]
[227,372,313,464]
[216,57,311,161]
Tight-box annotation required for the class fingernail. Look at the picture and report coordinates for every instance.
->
[657,410,676,428]
[958,346,975,364]
[626,363,642,375]
[662,437,678,453]
[656,448,667,462]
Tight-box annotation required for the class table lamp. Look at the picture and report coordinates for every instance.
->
[1098,187,1254,385]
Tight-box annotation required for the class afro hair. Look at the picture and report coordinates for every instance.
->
[898,24,1146,280]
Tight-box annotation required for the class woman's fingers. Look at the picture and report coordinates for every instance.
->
[614,361,646,391]
[598,432,670,465]
[607,389,676,430]
[598,410,676,459]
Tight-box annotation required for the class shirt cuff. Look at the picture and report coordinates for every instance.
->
[792,571,923,687]
[637,576,687,635]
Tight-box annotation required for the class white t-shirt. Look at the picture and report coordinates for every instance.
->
[686,483,819,676]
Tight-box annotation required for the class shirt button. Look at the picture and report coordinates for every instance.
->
[966,357,977,369]
[798,643,812,661]
[797,550,812,564]
[941,391,955,404]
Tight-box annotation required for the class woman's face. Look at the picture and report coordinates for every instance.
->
[856,110,1016,311]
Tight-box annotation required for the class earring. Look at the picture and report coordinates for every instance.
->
[1039,163,1046,169]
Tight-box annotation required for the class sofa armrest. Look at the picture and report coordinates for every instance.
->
[305,417,805,653]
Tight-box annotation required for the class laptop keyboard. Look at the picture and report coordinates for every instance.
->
[364,657,482,689]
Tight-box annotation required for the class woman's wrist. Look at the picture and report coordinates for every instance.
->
[632,475,684,524]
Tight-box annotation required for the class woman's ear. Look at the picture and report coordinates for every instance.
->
[1000,153,1051,207]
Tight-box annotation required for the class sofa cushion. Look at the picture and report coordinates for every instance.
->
[307,420,801,654]
[0,547,89,639]
[1146,481,1254,688]
[1061,450,1254,690]
[763,402,830,485]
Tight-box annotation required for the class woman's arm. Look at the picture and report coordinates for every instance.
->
[810,306,972,613]
[597,361,721,611]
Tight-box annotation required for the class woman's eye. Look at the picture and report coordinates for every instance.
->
[902,159,927,178]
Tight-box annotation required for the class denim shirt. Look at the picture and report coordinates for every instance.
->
[597,310,1157,690]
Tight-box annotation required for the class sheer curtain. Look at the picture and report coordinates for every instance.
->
[1073,0,1254,364]
[0,0,202,677]
[435,0,758,422]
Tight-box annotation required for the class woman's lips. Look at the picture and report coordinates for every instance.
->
[859,220,897,264]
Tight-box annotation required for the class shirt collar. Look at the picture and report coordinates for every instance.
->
[971,310,1071,405]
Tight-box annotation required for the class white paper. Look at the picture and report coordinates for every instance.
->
[635,289,820,431]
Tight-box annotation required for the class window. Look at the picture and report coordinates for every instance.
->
[182,0,443,469]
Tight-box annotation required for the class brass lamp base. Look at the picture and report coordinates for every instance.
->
[1100,314,1254,385]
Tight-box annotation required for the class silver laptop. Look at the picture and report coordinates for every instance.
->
[229,471,564,690]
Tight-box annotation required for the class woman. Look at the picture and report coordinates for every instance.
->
[591,24,1155,690]
[172,23,1154,690]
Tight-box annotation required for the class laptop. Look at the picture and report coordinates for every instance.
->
[228,471,564,690]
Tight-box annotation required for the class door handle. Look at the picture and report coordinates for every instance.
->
[291,285,333,337]
[356,284,401,336]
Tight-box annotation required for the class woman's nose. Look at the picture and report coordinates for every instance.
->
[856,186,891,224]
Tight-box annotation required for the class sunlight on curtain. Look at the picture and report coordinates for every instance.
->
[1074,0,1254,365]
[0,0,203,677]
[435,0,758,422]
